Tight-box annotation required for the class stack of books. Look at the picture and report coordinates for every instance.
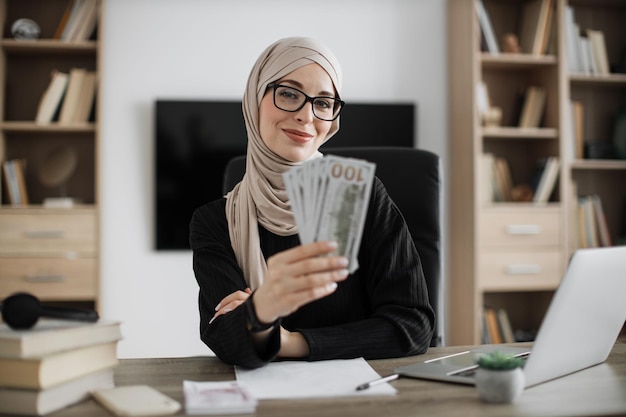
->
[0,319,122,416]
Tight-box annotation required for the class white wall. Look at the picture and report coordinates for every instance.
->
[101,0,448,358]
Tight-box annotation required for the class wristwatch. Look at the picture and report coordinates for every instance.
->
[244,295,276,332]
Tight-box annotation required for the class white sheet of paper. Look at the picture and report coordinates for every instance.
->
[234,358,396,399]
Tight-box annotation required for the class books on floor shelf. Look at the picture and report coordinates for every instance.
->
[2,159,29,206]
[482,308,516,344]
[0,319,122,416]
[484,308,502,344]
[577,194,612,249]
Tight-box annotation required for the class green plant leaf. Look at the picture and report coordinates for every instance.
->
[476,351,525,370]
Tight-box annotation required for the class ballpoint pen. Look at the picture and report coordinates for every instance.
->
[355,373,399,391]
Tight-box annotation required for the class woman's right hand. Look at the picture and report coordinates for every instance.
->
[209,287,252,324]
[253,240,349,324]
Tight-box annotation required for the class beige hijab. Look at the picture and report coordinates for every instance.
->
[225,37,343,290]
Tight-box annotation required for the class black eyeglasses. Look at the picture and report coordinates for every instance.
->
[267,83,344,121]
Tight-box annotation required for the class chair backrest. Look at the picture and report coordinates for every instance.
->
[222,147,442,347]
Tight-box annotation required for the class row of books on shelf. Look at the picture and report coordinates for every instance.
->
[577,194,613,249]
[476,0,554,55]
[481,153,559,204]
[54,0,99,42]
[1,158,82,208]
[565,5,611,75]
[481,307,536,345]
[0,318,122,415]
[36,68,97,125]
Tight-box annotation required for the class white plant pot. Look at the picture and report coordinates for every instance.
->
[475,367,525,404]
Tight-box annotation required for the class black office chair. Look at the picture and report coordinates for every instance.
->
[222,147,442,347]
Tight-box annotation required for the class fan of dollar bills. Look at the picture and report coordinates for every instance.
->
[283,155,376,273]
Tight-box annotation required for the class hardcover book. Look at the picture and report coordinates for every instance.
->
[0,319,122,359]
[0,341,119,389]
[0,368,114,416]
[35,71,69,124]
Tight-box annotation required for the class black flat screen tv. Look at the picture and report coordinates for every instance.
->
[155,100,416,250]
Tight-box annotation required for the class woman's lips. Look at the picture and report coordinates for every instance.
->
[283,129,313,144]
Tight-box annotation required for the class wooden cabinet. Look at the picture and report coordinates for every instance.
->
[0,0,100,309]
[447,0,626,345]
[0,209,97,300]
[479,207,562,292]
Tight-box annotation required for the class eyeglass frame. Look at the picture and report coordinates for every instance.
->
[266,83,345,121]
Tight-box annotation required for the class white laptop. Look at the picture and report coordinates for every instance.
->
[396,246,626,388]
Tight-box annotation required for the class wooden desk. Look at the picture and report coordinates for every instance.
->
[56,337,626,417]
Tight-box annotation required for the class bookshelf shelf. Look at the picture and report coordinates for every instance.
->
[0,205,97,213]
[1,39,97,54]
[570,74,626,86]
[481,53,558,68]
[482,126,558,139]
[0,121,96,133]
[485,202,561,208]
[570,160,626,170]
[481,281,560,292]
[448,0,626,345]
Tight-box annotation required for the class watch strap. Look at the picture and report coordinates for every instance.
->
[245,294,277,332]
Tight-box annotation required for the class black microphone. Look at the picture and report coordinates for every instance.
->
[0,292,99,330]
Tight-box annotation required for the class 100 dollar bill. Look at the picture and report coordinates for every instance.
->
[283,155,375,273]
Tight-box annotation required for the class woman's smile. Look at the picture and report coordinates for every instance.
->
[282,128,313,144]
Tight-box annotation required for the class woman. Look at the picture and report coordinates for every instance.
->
[190,37,434,368]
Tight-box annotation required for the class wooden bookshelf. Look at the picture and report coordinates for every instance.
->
[447,0,626,345]
[0,0,101,310]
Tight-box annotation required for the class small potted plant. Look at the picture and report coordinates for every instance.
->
[475,351,525,404]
